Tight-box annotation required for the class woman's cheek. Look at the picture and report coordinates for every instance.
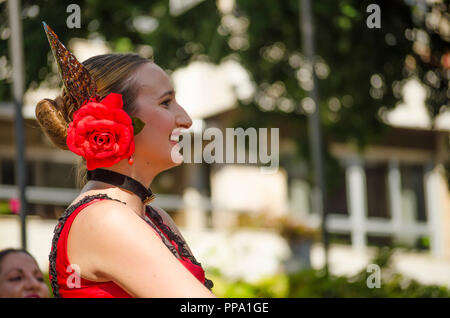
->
[134,108,175,160]
[0,282,22,297]
[144,116,169,145]
[40,284,50,297]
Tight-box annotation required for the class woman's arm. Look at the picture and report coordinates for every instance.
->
[68,200,216,298]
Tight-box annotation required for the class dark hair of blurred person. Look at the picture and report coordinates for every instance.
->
[0,248,50,298]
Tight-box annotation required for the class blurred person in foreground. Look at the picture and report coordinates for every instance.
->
[0,248,50,298]
[35,23,214,298]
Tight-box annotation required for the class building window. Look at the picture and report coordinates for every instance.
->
[400,164,426,222]
[0,159,15,185]
[327,165,348,215]
[365,162,389,218]
[39,162,76,188]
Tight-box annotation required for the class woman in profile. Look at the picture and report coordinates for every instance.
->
[35,23,214,298]
[0,248,50,298]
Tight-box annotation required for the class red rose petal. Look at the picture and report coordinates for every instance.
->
[66,126,85,157]
[84,119,117,133]
[87,155,122,170]
[112,108,132,126]
[100,93,123,109]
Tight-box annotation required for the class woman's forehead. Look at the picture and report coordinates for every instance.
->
[135,63,173,96]
[1,252,37,270]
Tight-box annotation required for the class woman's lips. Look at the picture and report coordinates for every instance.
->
[25,294,41,298]
[169,128,188,145]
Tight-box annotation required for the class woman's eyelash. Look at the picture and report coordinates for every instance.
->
[161,99,171,107]
[8,275,44,282]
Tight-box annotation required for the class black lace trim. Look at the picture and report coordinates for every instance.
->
[143,214,182,259]
[146,205,201,266]
[146,205,214,290]
[49,193,213,297]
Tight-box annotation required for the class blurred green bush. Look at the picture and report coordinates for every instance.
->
[0,201,11,214]
[208,247,450,298]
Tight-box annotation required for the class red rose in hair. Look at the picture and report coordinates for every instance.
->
[66,93,135,170]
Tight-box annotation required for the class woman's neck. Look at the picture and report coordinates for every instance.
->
[79,160,163,218]
[80,180,147,219]
[105,159,159,189]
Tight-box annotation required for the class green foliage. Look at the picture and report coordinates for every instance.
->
[209,272,290,298]
[0,202,11,214]
[208,247,450,298]
[1,1,446,121]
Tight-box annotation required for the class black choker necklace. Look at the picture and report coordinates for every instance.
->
[87,168,155,204]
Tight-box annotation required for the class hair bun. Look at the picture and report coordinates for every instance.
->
[35,98,69,150]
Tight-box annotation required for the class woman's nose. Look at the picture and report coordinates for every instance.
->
[175,103,193,129]
[24,276,41,290]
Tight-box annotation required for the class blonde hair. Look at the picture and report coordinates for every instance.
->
[35,53,150,188]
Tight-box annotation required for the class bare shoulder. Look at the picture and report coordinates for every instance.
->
[67,198,153,280]
[72,198,134,227]
[69,199,214,297]
[70,198,154,250]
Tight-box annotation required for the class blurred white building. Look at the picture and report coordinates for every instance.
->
[324,77,450,258]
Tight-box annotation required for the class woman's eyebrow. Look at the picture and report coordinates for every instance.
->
[158,90,174,99]
[5,268,23,275]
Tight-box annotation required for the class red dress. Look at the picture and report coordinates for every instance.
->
[48,194,213,298]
